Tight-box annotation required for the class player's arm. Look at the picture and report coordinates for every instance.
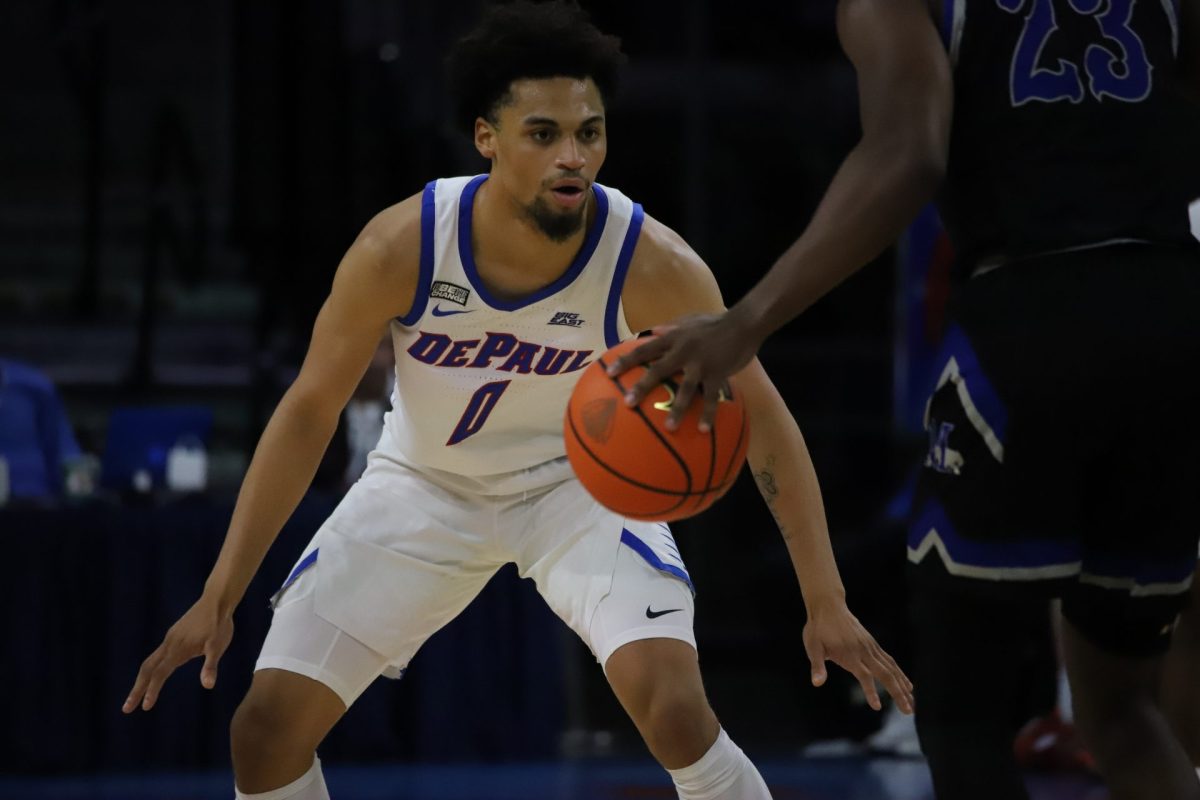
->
[622,218,914,714]
[736,0,951,330]
[124,193,424,713]
[204,200,421,617]
[611,0,951,427]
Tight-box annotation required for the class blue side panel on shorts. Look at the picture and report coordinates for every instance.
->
[908,498,1080,575]
[277,548,319,595]
[620,528,695,595]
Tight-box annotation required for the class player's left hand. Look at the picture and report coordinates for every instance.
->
[802,601,914,715]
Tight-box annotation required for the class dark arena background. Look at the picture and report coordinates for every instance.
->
[0,1,1135,798]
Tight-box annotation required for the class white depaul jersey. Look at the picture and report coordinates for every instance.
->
[385,174,642,486]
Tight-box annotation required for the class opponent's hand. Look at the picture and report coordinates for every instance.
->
[605,312,764,432]
[802,601,914,715]
[123,596,234,713]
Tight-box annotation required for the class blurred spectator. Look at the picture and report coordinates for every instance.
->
[311,337,395,494]
[344,337,395,484]
[0,358,82,502]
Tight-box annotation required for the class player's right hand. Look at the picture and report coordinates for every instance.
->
[123,596,234,713]
[606,312,765,432]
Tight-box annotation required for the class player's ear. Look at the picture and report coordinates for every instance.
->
[474,117,497,160]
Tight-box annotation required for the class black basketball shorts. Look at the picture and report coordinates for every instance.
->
[908,243,1200,656]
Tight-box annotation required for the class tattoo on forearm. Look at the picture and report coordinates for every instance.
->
[754,456,779,501]
[754,456,789,537]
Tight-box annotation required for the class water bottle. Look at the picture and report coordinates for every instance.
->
[166,436,208,492]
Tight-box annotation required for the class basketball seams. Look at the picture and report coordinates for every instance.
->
[686,408,720,515]
[596,353,696,494]
[714,398,749,491]
[566,402,733,519]
[565,340,749,522]
[564,410,693,499]
[565,412,690,517]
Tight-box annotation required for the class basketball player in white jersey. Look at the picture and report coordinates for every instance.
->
[122,4,912,799]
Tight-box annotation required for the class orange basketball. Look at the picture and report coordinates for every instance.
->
[564,337,751,522]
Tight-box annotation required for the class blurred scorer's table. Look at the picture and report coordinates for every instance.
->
[0,493,566,774]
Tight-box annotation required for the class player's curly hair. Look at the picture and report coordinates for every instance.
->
[448,1,626,131]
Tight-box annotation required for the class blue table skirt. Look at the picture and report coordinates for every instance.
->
[0,493,565,774]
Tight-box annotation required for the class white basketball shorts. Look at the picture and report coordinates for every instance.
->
[255,443,696,708]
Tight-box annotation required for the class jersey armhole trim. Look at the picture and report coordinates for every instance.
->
[395,180,438,326]
[604,202,645,348]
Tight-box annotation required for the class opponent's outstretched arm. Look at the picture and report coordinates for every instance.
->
[621,217,914,714]
[612,0,951,430]
[123,195,422,713]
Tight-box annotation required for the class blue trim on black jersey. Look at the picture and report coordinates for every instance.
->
[604,201,645,347]
[457,176,610,311]
[278,548,319,595]
[396,181,438,326]
[620,528,695,594]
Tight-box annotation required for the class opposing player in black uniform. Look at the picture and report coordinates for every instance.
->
[612,1,1200,799]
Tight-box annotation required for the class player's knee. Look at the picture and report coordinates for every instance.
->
[639,685,716,753]
[230,695,279,760]
[230,692,315,763]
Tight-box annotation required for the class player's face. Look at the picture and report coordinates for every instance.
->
[475,77,607,242]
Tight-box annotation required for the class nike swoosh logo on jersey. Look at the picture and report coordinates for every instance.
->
[645,606,683,619]
[431,304,474,317]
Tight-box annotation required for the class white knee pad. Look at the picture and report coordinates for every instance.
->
[234,756,329,800]
[667,729,772,800]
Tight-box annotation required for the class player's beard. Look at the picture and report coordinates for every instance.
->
[524,193,587,243]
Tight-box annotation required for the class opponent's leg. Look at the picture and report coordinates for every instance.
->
[606,638,771,799]
[1163,567,1200,767]
[1062,613,1200,800]
[909,567,1045,800]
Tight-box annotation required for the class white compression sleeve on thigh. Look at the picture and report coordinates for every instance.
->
[235,756,329,800]
[667,729,772,800]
